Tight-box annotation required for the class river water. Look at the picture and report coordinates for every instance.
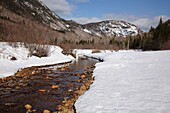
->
[0,59,97,113]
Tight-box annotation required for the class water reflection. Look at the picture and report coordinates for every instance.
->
[69,59,98,74]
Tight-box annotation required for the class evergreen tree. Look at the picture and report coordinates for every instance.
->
[158,17,163,26]
[149,26,155,32]
[151,17,164,50]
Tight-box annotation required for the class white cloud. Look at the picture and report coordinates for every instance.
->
[70,14,170,31]
[132,15,169,31]
[103,14,170,31]
[75,0,89,3]
[69,17,101,24]
[41,0,74,16]
[39,1,169,31]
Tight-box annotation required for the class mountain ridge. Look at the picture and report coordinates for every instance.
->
[83,20,142,37]
[0,0,68,31]
[0,0,143,50]
[1,0,142,37]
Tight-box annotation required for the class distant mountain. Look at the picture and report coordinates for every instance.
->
[65,20,142,37]
[83,20,142,37]
[0,0,143,49]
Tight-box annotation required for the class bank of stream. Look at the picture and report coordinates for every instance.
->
[0,59,98,113]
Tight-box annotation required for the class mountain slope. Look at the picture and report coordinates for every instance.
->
[0,0,142,50]
[0,0,68,31]
[83,20,142,37]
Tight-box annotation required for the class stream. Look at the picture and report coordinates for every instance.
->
[0,59,98,113]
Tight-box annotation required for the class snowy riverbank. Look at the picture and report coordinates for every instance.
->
[75,50,170,113]
[0,42,74,78]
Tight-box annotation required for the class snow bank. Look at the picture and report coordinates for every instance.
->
[72,49,93,59]
[72,49,113,59]
[0,42,74,78]
[75,50,170,113]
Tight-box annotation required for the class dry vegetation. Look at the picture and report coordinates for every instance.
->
[0,8,122,51]
[25,44,51,58]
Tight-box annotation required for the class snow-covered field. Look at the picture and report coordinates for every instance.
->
[75,50,170,113]
[1,44,170,112]
[0,42,74,78]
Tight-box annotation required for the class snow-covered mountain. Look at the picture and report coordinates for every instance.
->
[0,0,68,31]
[0,0,142,45]
[82,20,142,37]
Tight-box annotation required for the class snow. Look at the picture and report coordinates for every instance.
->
[72,49,113,59]
[31,12,35,15]
[66,25,70,28]
[24,1,33,9]
[72,49,92,59]
[96,20,139,37]
[46,16,51,20]
[83,28,92,34]
[0,42,74,78]
[75,50,170,113]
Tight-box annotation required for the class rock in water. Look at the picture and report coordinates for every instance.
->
[43,109,50,113]
[24,104,32,110]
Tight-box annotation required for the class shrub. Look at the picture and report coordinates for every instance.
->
[92,49,101,53]
[26,44,51,58]
[10,56,17,61]
[8,42,19,48]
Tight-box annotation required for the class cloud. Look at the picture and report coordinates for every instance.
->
[103,14,170,31]
[70,14,170,31]
[40,1,169,31]
[75,0,89,3]
[69,17,101,24]
[132,15,169,31]
[41,0,74,16]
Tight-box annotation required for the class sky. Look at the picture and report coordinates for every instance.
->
[41,0,170,31]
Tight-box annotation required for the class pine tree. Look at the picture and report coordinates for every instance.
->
[151,17,164,50]
[149,26,155,32]
[158,17,163,26]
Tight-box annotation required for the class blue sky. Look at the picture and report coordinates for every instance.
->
[70,0,170,18]
[41,0,170,31]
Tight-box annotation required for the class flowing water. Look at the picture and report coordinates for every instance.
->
[0,59,97,113]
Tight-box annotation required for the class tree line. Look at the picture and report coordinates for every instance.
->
[109,18,170,50]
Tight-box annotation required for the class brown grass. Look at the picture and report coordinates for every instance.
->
[25,44,51,58]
